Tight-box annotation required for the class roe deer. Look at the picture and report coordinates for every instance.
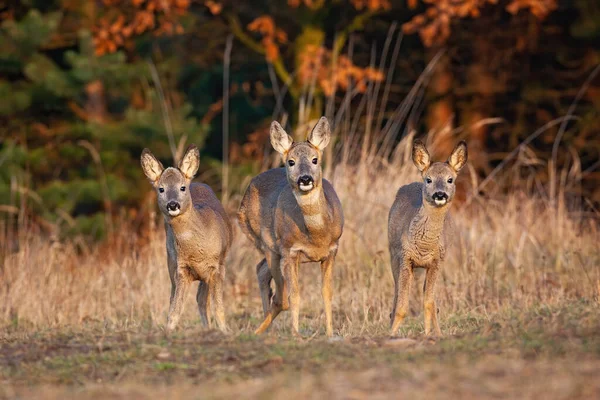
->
[389,139,467,336]
[238,117,344,337]
[141,145,232,332]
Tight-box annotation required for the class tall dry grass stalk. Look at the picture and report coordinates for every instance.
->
[1,132,598,335]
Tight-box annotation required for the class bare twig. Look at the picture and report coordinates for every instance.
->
[147,59,177,162]
[78,140,114,239]
[550,63,600,202]
[222,35,233,204]
[472,116,579,201]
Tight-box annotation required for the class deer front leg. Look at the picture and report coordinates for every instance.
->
[391,256,413,335]
[166,234,177,305]
[211,267,229,333]
[282,251,301,336]
[423,265,442,336]
[167,254,177,306]
[320,251,336,337]
[196,280,210,328]
[167,266,192,331]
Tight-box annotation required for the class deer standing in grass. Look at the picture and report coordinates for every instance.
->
[389,139,467,336]
[141,145,232,332]
[238,117,344,337]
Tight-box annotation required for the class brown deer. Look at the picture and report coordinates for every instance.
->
[141,145,232,332]
[388,139,467,336]
[238,117,344,337]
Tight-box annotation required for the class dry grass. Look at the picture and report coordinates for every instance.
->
[1,135,599,398]
[1,136,598,333]
[2,20,599,398]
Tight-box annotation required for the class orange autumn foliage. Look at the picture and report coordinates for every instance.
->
[93,0,190,56]
[298,45,384,96]
[247,16,288,62]
[288,0,391,11]
[349,0,391,11]
[403,0,557,47]
[287,0,325,9]
[204,0,223,15]
[505,0,557,19]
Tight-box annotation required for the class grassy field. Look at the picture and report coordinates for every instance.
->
[1,301,599,399]
[1,138,599,398]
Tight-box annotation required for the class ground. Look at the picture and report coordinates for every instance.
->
[2,155,599,399]
[2,300,599,399]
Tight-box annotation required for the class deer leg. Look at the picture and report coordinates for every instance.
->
[282,251,301,336]
[168,256,177,306]
[196,280,210,328]
[390,255,400,322]
[167,266,191,331]
[320,252,336,338]
[391,258,413,335]
[423,266,442,336]
[256,258,272,317]
[211,267,229,333]
[255,251,286,334]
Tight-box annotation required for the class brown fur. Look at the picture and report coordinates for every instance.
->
[141,146,232,332]
[388,140,467,336]
[238,117,344,337]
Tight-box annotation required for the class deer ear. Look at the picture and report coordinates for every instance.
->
[412,139,431,172]
[270,121,294,155]
[179,144,200,179]
[448,141,468,172]
[141,149,164,184]
[307,116,331,151]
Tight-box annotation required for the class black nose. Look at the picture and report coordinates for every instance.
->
[298,175,314,186]
[166,201,180,211]
[432,192,448,200]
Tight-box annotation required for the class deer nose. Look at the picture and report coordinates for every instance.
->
[432,192,448,200]
[298,175,314,186]
[166,201,180,211]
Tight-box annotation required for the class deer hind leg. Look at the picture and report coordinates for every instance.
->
[210,267,229,333]
[423,266,442,336]
[255,251,287,335]
[391,257,413,335]
[196,280,211,328]
[256,258,273,317]
[390,254,400,322]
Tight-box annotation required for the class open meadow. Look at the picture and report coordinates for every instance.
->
[2,1,600,398]
[2,137,599,399]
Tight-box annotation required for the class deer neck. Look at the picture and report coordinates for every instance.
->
[293,185,328,233]
[409,200,448,244]
[164,205,197,242]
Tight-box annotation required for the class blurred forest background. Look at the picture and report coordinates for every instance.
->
[1,0,599,240]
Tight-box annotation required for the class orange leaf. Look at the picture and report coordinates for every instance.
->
[205,0,222,15]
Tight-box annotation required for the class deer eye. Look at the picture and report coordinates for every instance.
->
[447,178,453,184]
[312,158,318,165]
[180,186,186,192]
[159,188,165,193]
[288,160,295,167]
[426,178,432,184]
